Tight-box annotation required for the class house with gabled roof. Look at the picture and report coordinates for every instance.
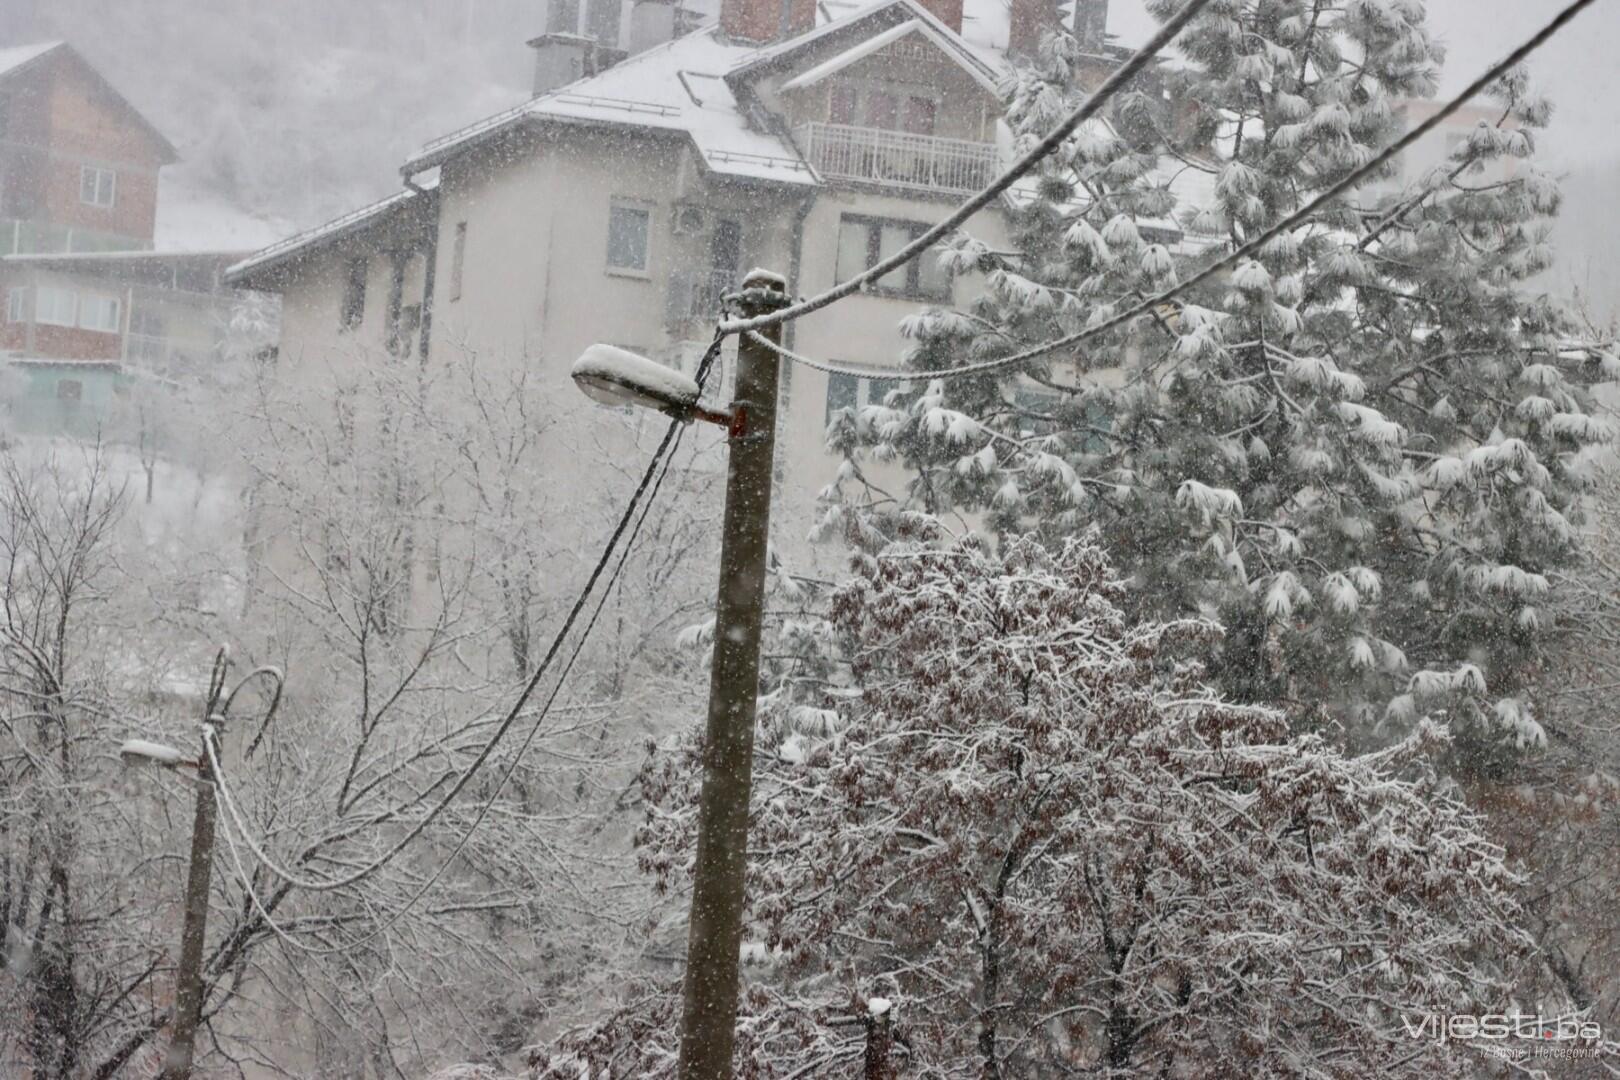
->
[0,39,280,439]
[227,0,1199,554]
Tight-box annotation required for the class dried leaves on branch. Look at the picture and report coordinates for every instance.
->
[537,528,1548,1078]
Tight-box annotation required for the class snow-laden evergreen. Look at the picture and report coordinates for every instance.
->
[822,0,1615,766]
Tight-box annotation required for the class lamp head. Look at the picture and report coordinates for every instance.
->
[571,344,702,419]
[119,738,190,770]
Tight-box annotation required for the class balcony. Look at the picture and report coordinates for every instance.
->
[666,267,738,327]
[795,122,998,196]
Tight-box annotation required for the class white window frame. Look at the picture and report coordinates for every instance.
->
[79,166,116,209]
[5,287,27,323]
[605,198,653,277]
[77,293,121,333]
[35,286,77,327]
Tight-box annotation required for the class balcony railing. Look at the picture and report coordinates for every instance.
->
[795,122,999,196]
[667,267,738,326]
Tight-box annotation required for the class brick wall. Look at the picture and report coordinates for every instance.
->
[0,49,169,248]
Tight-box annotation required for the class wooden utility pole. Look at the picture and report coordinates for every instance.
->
[152,649,282,1080]
[677,269,789,1079]
[157,722,217,1080]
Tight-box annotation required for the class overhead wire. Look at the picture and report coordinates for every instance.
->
[744,0,1601,382]
[716,0,1218,335]
[205,330,730,954]
[208,331,727,901]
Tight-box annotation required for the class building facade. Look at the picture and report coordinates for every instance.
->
[0,40,276,435]
[228,0,1167,561]
[0,40,176,256]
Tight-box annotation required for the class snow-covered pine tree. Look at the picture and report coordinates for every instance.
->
[822,0,1616,766]
[531,529,1547,1077]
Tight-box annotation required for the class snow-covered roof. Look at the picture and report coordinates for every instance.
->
[779,18,999,98]
[0,41,179,164]
[730,0,1004,86]
[240,0,1221,280]
[225,179,436,285]
[155,180,288,254]
[404,0,1012,185]
[0,40,62,81]
[407,28,815,185]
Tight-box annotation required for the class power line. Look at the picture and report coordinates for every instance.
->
[748,0,1600,383]
[209,427,706,955]
[209,332,728,899]
[715,0,1217,336]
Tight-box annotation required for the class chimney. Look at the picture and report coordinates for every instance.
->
[720,0,817,43]
[1007,0,1059,59]
[1074,0,1108,52]
[916,0,964,34]
[629,0,679,53]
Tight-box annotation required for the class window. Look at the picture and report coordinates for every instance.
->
[56,378,82,402]
[79,166,116,208]
[864,91,897,130]
[35,286,76,327]
[902,96,937,136]
[449,221,467,302]
[78,293,120,332]
[835,214,951,301]
[829,83,858,125]
[606,201,651,274]
[341,257,367,330]
[825,372,906,427]
[5,287,26,323]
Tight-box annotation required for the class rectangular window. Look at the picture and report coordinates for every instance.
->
[825,372,858,427]
[834,214,951,302]
[341,257,367,330]
[864,91,897,131]
[56,378,82,401]
[829,83,858,125]
[826,371,905,428]
[5,287,27,323]
[450,221,467,302]
[606,201,651,274]
[903,96,937,135]
[79,166,116,208]
[35,286,76,327]
[77,293,120,333]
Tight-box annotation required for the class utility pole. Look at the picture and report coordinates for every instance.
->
[157,719,217,1080]
[677,268,789,1079]
[122,649,282,1080]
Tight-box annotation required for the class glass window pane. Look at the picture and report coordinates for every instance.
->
[917,238,951,299]
[903,96,936,135]
[829,84,858,125]
[825,372,859,427]
[79,294,119,332]
[80,168,96,204]
[836,218,870,280]
[876,224,910,291]
[864,92,897,130]
[607,205,649,271]
[37,287,75,326]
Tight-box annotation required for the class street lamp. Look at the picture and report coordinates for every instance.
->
[120,647,283,1080]
[571,268,789,1080]
[571,343,734,430]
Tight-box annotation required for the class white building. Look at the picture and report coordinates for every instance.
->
[227,0,1202,562]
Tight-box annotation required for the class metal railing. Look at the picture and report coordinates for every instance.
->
[668,267,738,325]
[795,122,998,195]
